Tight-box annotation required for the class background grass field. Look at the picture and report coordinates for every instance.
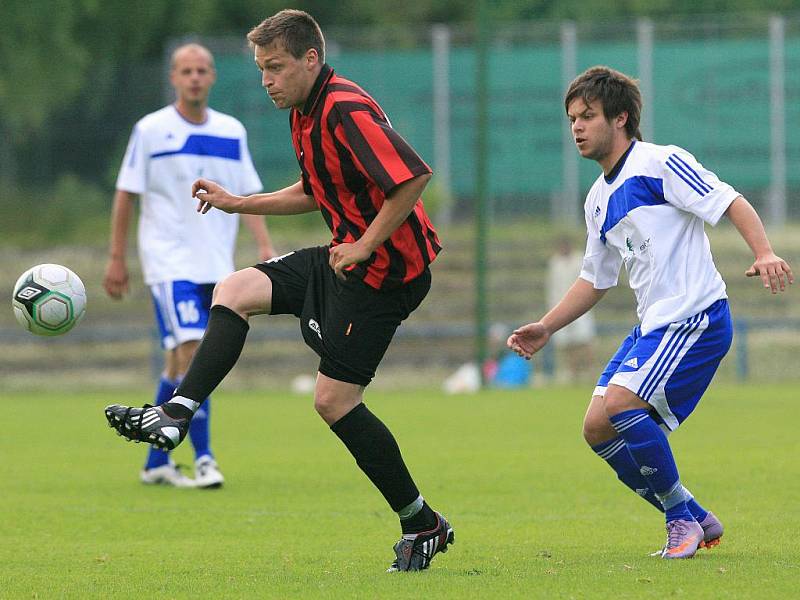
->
[1,384,798,599]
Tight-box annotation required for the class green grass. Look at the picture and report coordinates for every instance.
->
[1,385,798,599]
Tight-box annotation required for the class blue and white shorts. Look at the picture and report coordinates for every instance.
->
[594,299,733,431]
[150,281,215,351]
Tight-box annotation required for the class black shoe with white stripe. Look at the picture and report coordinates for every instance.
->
[387,512,454,572]
[104,404,189,451]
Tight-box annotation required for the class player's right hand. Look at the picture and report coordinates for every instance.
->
[103,258,129,300]
[192,178,240,214]
[507,322,550,360]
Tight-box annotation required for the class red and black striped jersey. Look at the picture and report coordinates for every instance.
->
[290,64,442,290]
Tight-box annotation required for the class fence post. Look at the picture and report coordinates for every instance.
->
[432,24,453,225]
[560,21,579,225]
[768,15,787,226]
[735,318,749,381]
[637,18,655,142]
[475,0,490,385]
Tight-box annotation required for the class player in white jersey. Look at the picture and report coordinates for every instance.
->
[508,66,793,558]
[103,43,275,488]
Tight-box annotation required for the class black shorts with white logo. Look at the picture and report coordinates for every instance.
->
[253,246,431,386]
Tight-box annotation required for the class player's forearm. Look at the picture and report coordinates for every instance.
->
[358,174,431,253]
[541,278,606,334]
[239,180,317,215]
[108,190,136,260]
[724,196,774,259]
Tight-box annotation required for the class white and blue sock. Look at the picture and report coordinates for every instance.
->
[609,408,693,523]
[144,376,175,470]
[591,436,662,511]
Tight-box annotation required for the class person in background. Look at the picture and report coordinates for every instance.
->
[103,43,275,488]
[547,235,597,383]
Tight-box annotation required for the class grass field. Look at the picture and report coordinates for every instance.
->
[1,384,798,599]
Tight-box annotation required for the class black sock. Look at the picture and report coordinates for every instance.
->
[400,501,437,535]
[330,403,421,514]
[171,305,249,409]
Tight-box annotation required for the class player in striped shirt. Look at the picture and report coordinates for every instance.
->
[104,10,452,572]
[508,66,793,558]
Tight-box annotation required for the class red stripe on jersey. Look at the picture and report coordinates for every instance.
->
[290,65,441,289]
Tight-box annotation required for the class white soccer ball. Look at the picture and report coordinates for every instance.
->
[12,263,87,336]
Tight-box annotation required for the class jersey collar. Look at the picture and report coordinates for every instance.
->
[301,63,334,116]
[604,139,636,184]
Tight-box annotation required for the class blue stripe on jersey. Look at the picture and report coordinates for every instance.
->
[150,135,241,161]
[599,176,666,244]
[666,154,711,196]
[670,154,712,192]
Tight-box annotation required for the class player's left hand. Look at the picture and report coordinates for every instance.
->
[329,242,372,280]
[745,252,794,294]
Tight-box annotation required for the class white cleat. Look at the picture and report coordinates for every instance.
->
[140,463,196,488]
[195,456,224,489]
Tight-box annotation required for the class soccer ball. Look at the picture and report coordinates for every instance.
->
[12,263,87,336]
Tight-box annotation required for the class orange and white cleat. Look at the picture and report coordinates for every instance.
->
[661,518,704,559]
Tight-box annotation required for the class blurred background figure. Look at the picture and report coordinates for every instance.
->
[483,323,533,388]
[547,235,596,383]
[444,323,532,394]
[103,43,275,488]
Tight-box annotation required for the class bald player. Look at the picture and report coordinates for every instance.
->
[104,43,275,488]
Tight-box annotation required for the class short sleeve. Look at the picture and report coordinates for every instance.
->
[333,103,431,194]
[661,148,740,226]
[237,129,263,196]
[115,124,147,194]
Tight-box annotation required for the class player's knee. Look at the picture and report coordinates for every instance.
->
[313,389,339,421]
[211,277,236,306]
[582,412,614,446]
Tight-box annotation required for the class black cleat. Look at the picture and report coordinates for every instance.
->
[387,512,454,572]
[104,404,189,451]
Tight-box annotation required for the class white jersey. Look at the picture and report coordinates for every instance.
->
[579,140,740,334]
[116,105,262,285]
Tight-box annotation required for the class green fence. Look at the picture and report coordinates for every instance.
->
[208,17,800,216]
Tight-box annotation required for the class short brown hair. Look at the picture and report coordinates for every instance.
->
[564,66,642,140]
[247,9,325,62]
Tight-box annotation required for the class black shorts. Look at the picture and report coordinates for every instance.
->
[253,246,431,386]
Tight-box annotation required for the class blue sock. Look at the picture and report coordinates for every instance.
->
[189,395,213,461]
[591,436,663,511]
[609,409,693,523]
[144,377,174,470]
[684,489,709,522]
